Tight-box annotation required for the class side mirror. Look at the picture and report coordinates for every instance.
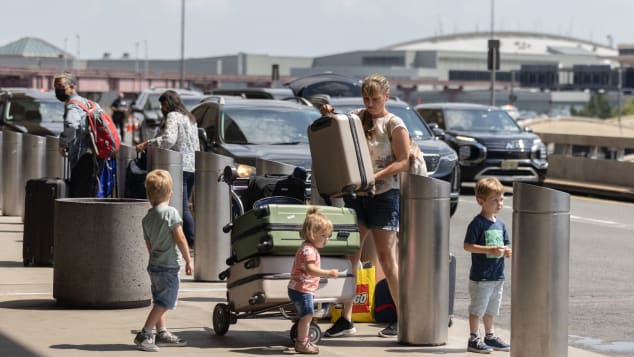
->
[131,104,142,112]
[428,123,446,139]
[524,127,533,133]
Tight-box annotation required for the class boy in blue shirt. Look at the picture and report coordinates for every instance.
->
[464,177,512,354]
[134,169,193,352]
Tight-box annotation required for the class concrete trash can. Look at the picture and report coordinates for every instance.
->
[53,198,151,308]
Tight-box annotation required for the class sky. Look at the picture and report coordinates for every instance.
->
[2,0,633,60]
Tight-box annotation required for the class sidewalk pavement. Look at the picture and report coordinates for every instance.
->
[0,215,606,357]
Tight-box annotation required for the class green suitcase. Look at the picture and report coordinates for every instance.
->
[229,204,360,263]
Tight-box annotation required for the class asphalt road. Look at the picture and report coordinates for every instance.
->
[449,187,634,356]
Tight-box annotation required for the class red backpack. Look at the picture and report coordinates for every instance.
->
[68,99,121,159]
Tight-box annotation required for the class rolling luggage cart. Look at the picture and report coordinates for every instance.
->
[212,166,358,344]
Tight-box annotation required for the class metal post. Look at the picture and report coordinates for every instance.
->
[194,151,234,281]
[45,136,64,179]
[179,0,185,88]
[0,131,3,214]
[511,183,570,357]
[2,130,22,216]
[115,145,138,198]
[20,133,47,217]
[490,0,496,106]
[147,147,183,216]
[398,174,450,345]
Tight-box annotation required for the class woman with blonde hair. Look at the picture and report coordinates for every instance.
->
[321,74,410,338]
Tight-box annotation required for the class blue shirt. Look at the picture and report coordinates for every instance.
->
[464,214,510,281]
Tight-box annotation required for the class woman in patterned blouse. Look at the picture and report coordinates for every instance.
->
[136,90,200,248]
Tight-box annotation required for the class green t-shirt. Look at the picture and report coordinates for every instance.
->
[142,204,183,268]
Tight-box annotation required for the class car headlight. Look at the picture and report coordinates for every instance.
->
[236,164,256,178]
[456,135,476,143]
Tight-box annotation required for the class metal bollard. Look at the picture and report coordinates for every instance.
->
[45,136,64,179]
[2,131,23,216]
[398,174,450,345]
[194,151,233,281]
[147,147,183,216]
[511,182,570,357]
[0,131,3,213]
[115,145,138,198]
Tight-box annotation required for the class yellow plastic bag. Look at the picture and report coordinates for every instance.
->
[331,264,375,323]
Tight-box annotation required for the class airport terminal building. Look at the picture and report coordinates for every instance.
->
[1,31,632,112]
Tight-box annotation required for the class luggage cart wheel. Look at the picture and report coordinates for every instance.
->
[212,303,231,336]
[290,321,322,344]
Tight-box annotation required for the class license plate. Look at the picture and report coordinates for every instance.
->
[501,160,519,170]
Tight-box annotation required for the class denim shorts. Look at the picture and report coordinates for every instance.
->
[148,265,180,309]
[288,288,314,317]
[344,189,400,231]
[468,280,504,317]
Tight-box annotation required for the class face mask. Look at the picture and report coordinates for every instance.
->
[55,88,70,102]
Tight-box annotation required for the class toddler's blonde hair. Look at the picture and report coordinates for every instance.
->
[301,207,333,244]
[475,177,504,200]
[145,169,173,206]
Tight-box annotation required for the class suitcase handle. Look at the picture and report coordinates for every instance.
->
[310,117,333,131]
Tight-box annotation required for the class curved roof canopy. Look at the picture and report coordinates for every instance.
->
[382,31,617,57]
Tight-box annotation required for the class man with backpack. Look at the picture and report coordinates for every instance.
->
[55,72,111,197]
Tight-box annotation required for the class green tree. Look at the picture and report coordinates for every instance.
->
[575,93,612,119]
[612,97,634,116]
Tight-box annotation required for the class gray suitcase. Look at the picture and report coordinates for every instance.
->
[225,256,355,312]
[308,113,374,197]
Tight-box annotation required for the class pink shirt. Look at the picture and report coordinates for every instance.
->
[288,242,321,294]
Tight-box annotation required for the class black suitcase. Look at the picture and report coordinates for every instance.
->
[240,174,306,212]
[22,177,67,266]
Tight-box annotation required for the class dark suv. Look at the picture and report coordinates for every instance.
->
[415,103,548,183]
[191,95,318,175]
[130,87,203,143]
[317,97,461,215]
[0,88,64,136]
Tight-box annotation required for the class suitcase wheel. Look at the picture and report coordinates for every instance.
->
[290,320,322,344]
[212,303,231,336]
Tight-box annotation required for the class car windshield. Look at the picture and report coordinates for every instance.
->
[221,107,319,145]
[4,97,64,123]
[444,109,522,133]
[335,105,434,140]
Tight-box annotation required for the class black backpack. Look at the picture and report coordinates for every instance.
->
[124,152,147,199]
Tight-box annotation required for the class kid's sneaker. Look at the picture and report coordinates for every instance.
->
[484,335,511,351]
[134,331,159,352]
[467,337,493,354]
[155,331,187,347]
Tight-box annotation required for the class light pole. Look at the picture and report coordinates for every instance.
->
[135,41,140,92]
[489,0,496,106]
[76,34,80,59]
[179,0,185,88]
